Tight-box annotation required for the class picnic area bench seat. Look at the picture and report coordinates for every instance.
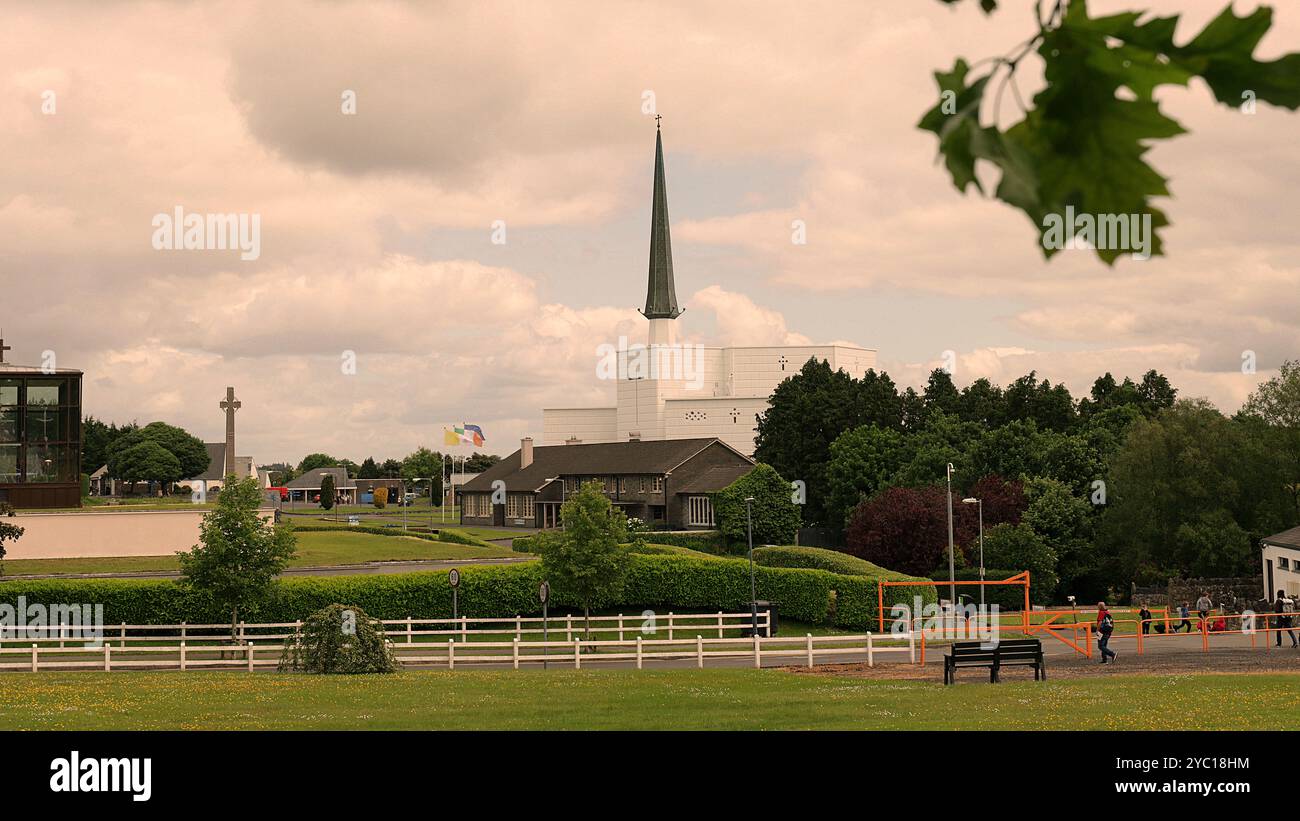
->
[943,638,1045,685]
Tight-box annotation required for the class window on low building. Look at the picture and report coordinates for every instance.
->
[1281,557,1291,571]
[652,476,663,492]
[687,495,715,526]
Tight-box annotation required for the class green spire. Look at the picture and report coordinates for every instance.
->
[642,121,682,320]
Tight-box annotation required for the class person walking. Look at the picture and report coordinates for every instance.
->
[1172,602,1192,633]
[1097,601,1117,664]
[1138,604,1152,635]
[1196,592,1213,629]
[1276,590,1298,648]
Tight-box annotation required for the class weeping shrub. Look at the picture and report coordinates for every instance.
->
[278,603,398,674]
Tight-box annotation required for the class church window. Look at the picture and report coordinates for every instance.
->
[687,496,715,526]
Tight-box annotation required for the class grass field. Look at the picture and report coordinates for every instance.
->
[0,669,1295,730]
[0,530,517,577]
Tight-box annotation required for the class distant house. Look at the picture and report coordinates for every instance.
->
[1261,525,1300,599]
[445,471,481,508]
[355,478,405,505]
[179,442,260,496]
[285,467,356,505]
[459,437,754,530]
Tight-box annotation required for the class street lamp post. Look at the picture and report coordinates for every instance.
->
[946,463,956,606]
[962,496,984,606]
[745,496,758,636]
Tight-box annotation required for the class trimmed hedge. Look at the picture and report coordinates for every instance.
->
[638,531,739,556]
[754,546,907,578]
[0,555,936,630]
[626,542,722,560]
[290,523,495,548]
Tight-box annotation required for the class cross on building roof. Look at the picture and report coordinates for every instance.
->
[0,337,10,364]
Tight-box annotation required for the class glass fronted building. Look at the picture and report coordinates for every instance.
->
[0,365,84,508]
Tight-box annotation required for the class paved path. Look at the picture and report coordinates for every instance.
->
[0,556,532,582]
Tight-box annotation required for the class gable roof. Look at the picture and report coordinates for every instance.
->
[462,438,752,493]
[286,467,354,489]
[1264,526,1300,551]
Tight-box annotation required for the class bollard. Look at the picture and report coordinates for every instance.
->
[697,635,704,669]
[753,634,761,669]
[180,641,187,671]
[806,633,814,668]
[636,636,643,670]
[513,637,520,670]
[574,637,581,670]
[247,641,255,672]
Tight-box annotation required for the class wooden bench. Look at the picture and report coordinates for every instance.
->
[943,639,1045,685]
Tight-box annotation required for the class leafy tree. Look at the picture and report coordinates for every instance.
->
[177,476,297,639]
[357,457,380,480]
[1242,359,1300,516]
[0,503,23,576]
[957,378,1006,427]
[298,453,339,473]
[1022,477,1096,599]
[319,473,336,511]
[279,603,397,674]
[983,523,1058,605]
[922,368,960,417]
[1003,372,1076,432]
[402,446,444,500]
[465,453,502,473]
[826,425,909,528]
[540,481,630,638]
[1099,399,1264,583]
[845,485,969,576]
[713,464,801,546]
[381,458,403,478]
[111,441,182,491]
[923,1,1300,264]
[754,358,868,526]
[1172,509,1252,579]
[105,421,208,490]
[81,417,138,476]
[889,411,982,488]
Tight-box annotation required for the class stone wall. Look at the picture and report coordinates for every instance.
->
[1133,576,1264,613]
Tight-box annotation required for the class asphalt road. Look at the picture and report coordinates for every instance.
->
[2,556,532,582]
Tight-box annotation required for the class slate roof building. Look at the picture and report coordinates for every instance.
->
[459,436,753,530]
[285,467,356,504]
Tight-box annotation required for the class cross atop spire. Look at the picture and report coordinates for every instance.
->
[0,336,10,364]
[641,123,682,321]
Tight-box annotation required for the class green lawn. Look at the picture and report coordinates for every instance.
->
[0,531,516,577]
[0,669,1294,730]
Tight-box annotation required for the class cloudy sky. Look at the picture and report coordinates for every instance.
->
[2,0,1297,465]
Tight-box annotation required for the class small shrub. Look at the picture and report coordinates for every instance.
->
[279,603,398,674]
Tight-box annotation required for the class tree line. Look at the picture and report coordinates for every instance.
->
[754,359,1300,602]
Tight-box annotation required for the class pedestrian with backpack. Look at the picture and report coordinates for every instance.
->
[1097,601,1117,664]
[1276,589,1298,648]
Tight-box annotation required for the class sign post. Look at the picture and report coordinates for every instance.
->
[539,581,550,670]
[449,568,461,625]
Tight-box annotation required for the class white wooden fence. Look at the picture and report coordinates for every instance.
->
[0,632,914,672]
[0,611,917,673]
[0,610,773,647]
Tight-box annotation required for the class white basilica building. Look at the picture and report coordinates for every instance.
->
[542,125,876,456]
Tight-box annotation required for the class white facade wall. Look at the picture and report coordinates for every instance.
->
[542,407,617,445]
[541,337,876,454]
[1263,543,1300,599]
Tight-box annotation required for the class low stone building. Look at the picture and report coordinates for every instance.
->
[459,436,754,530]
